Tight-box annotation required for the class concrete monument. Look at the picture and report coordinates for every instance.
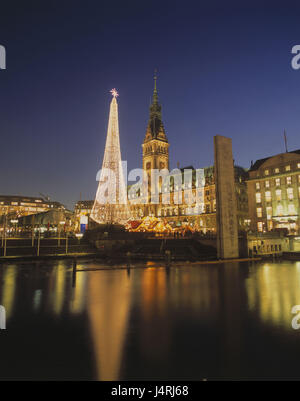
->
[214,135,239,259]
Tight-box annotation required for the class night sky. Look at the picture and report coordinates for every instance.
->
[1,0,300,209]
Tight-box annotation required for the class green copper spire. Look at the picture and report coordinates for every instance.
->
[152,69,158,104]
[149,70,161,121]
[144,71,168,143]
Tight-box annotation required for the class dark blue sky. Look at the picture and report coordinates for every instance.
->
[1,0,300,208]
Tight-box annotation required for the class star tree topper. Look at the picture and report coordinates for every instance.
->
[110,88,119,98]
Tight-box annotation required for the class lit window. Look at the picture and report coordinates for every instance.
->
[266,206,272,220]
[256,182,260,190]
[274,168,280,173]
[277,204,283,216]
[265,191,271,202]
[257,207,262,218]
[275,178,280,186]
[287,188,294,200]
[265,180,270,188]
[257,222,263,232]
[275,189,282,201]
[285,165,291,171]
[265,169,269,176]
[288,204,296,215]
[286,176,292,185]
[298,163,300,169]
[256,193,261,203]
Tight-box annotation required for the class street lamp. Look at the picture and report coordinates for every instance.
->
[3,214,7,256]
[10,219,18,237]
[58,221,65,247]
[75,232,83,246]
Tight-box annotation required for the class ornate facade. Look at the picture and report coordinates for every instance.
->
[128,77,249,233]
[247,150,300,234]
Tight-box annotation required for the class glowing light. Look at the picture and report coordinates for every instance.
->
[91,91,130,224]
[110,88,119,98]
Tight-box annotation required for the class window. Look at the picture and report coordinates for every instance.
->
[275,189,282,201]
[277,204,283,216]
[275,178,281,186]
[265,191,271,202]
[257,222,263,232]
[298,163,300,169]
[288,204,296,215]
[285,165,291,171]
[256,193,261,203]
[286,176,292,185]
[274,168,280,173]
[265,180,270,188]
[266,206,272,220]
[287,187,294,200]
[256,182,260,190]
[257,207,262,218]
[265,169,269,176]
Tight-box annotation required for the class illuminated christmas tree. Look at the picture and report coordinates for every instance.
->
[90,89,129,224]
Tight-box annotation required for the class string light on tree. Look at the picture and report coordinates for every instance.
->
[90,89,130,225]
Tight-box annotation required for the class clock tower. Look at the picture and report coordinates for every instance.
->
[142,74,169,215]
[142,74,169,173]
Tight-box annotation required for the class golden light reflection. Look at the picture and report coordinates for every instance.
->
[170,266,220,313]
[70,271,87,315]
[0,266,17,319]
[138,265,221,363]
[87,270,132,381]
[246,262,300,329]
[52,265,66,315]
[141,267,167,317]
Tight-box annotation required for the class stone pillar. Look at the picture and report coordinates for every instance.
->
[214,135,239,259]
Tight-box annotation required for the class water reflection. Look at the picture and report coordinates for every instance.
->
[1,260,300,380]
[0,265,17,319]
[246,261,300,329]
[87,270,132,381]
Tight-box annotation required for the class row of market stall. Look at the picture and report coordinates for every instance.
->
[125,216,196,235]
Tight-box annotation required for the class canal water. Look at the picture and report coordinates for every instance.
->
[0,259,300,380]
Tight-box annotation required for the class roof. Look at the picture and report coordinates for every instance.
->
[0,195,45,202]
[249,149,300,171]
[75,200,94,208]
